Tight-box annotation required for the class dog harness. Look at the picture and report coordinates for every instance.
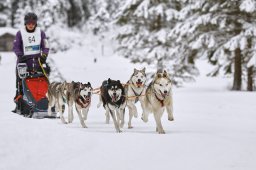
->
[154,93,164,107]
[130,86,143,103]
[76,96,90,108]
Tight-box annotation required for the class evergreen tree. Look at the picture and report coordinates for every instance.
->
[172,0,256,90]
[0,0,10,26]
[87,0,123,34]
[10,0,19,27]
[66,0,88,28]
[13,1,32,28]
[115,0,198,85]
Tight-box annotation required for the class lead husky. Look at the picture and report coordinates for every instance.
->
[66,81,93,128]
[97,78,126,133]
[141,70,174,134]
[47,81,68,124]
[125,68,147,128]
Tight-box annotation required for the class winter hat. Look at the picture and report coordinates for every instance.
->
[24,12,37,25]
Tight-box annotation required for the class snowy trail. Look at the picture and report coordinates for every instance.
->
[0,46,256,170]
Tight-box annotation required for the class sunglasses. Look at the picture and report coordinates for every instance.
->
[26,21,36,25]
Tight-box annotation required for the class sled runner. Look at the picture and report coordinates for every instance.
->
[15,62,56,118]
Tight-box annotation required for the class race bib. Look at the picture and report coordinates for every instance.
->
[21,27,41,55]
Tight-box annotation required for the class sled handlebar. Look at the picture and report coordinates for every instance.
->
[18,56,40,63]
[17,63,29,79]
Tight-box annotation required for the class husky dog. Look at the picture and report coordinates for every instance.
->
[125,68,147,128]
[97,78,126,133]
[66,81,93,128]
[141,70,174,134]
[47,81,68,123]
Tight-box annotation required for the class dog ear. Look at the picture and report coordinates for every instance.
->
[63,81,67,86]
[157,73,162,78]
[108,78,111,84]
[163,70,169,78]
[142,67,146,73]
[88,82,91,86]
[117,80,120,84]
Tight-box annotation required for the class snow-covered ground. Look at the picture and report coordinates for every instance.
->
[0,34,256,170]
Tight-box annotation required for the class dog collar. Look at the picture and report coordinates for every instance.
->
[153,87,166,107]
[76,96,90,108]
[154,93,164,107]
[130,86,144,103]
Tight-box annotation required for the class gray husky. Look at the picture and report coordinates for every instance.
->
[65,81,93,128]
[47,81,92,128]
[47,82,68,124]
[141,70,174,134]
[125,68,147,128]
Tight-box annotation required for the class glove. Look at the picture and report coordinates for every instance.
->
[39,54,47,64]
[18,56,26,63]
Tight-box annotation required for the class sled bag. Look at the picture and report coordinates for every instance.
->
[24,77,48,102]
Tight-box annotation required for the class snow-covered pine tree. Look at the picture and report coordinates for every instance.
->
[240,0,256,91]
[84,0,124,62]
[0,0,10,26]
[86,0,123,34]
[172,0,256,91]
[65,0,91,28]
[87,0,111,34]
[13,1,34,28]
[11,0,91,29]
[9,0,19,27]
[115,0,199,85]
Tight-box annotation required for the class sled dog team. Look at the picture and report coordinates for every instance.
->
[46,68,174,134]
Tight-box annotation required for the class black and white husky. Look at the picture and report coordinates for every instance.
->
[125,68,147,128]
[97,78,126,133]
[141,70,174,134]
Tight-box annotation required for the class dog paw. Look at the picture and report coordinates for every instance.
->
[82,125,88,128]
[158,130,165,134]
[62,121,68,124]
[168,117,174,121]
[116,129,122,133]
[128,125,133,129]
[68,117,74,123]
[134,112,138,118]
[156,128,165,134]
[60,118,67,124]
[141,116,148,123]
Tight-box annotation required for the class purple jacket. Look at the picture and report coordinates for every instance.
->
[13,28,49,71]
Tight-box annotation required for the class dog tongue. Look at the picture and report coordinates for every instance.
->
[86,97,91,103]
[162,93,168,98]
[112,96,117,102]
[136,82,142,86]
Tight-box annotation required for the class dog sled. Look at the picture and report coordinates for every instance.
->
[15,62,57,119]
